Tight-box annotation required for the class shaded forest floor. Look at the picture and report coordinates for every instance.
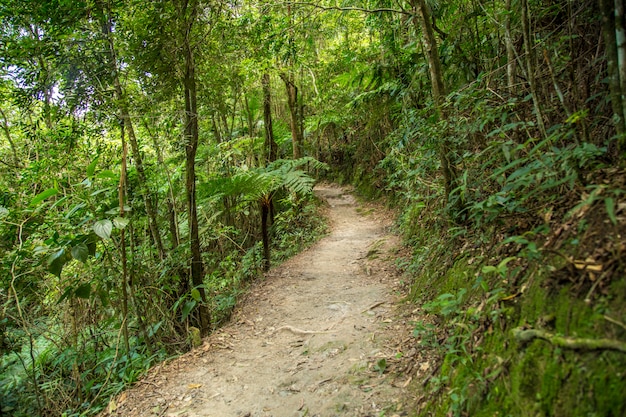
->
[101,184,427,417]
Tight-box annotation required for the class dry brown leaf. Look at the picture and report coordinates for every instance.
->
[187,383,203,389]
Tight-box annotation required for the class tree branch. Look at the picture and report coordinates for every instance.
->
[513,327,626,353]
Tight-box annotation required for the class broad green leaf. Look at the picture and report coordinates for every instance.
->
[74,283,92,299]
[30,188,58,206]
[605,197,617,225]
[0,206,8,218]
[191,288,201,302]
[181,300,197,321]
[71,243,89,263]
[93,219,113,239]
[113,217,130,229]
[47,248,68,277]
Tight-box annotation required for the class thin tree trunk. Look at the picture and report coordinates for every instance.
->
[615,0,626,130]
[262,72,278,163]
[504,0,517,92]
[414,0,458,207]
[600,0,626,149]
[102,5,166,260]
[261,72,278,270]
[520,0,547,138]
[280,72,303,159]
[119,119,131,356]
[180,0,210,336]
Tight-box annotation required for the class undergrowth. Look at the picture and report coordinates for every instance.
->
[394,176,626,416]
[0,193,327,417]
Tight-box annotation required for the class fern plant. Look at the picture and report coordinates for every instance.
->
[199,157,328,270]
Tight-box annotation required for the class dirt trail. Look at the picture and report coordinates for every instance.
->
[105,184,414,417]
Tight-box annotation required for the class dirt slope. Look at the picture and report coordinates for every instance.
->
[104,184,415,417]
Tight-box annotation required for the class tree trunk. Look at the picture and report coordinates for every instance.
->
[616,0,626,127]
[119,118,131,356]
[280,72,303,159]
[180,0,210,336]
[261,72,278,270]
[102,5,166,261]
[414,0,458,207]
[262,72,278,163]
[520,0,547,138]
[504,0,517,92]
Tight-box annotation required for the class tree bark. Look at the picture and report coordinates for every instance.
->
[179,0,210,336]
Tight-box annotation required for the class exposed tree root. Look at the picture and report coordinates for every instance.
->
[512,327,626,353]
[274,325,336,335]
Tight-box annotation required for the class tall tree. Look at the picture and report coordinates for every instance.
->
[412,0,459,209]
[176,0,211,335]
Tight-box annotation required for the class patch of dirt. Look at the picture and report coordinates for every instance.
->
[103,184,425,417]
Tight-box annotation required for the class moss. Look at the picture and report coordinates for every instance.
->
[409,248,626,417]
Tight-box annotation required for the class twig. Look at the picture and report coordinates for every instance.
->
[361,301,385,313]
[603,315,626,331]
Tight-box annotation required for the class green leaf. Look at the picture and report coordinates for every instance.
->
[113,217,130,229]
[0,206,8,218]
[74,283,91,299]
[191,288,201,302]
[57,286,74,304]
[181,300,197,321]
[605,197,617,225]
[97,170,118,180]
[47,248,68,277]
[481,265,498,274]
[93,219,113,239]
[497,256,517,271]
[30,188,58,206]
[71,243,89,263]
[375,358,387,374]
[86,156,99,177]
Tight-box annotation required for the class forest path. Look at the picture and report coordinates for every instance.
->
[105,184,416,417]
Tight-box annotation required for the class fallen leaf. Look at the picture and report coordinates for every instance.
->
[187,383,202,389]
[107,399,116,413]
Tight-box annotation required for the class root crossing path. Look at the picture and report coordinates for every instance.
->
[105,184,413,417]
